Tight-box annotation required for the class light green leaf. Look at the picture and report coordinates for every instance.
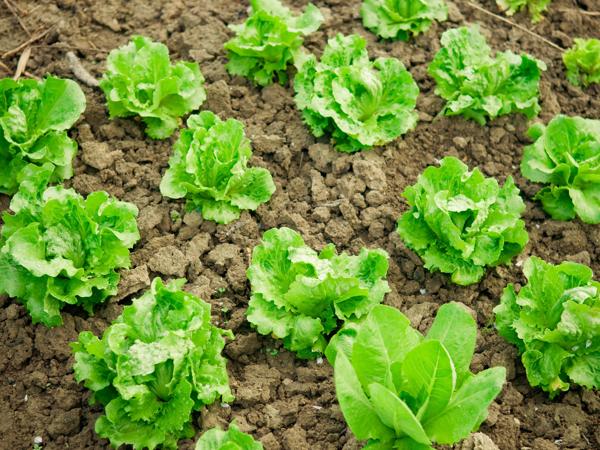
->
[100,35,205,139]
[423,367,506,444]
[368,383,431,445]
[334,352,394,442]
[160,111,275,224]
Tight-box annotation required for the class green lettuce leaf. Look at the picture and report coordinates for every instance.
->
[100,35,206,139]
[195,422,263,450]
[0,76,85,194]
[330,303,505,448]
[0,164,140,327]
[246,227,390,359]
[72,278,234,450]
[563,38,600,87]
[294,33,419,152]
[159,111,275,224]
[224,0,323,86]
[496,0,552,23]
[521,115,600,224]
[397,156,528,285]
[494,256,600,398]
[361,0,448,41]
[428,25,546,125]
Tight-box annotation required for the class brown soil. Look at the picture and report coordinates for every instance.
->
[1,0,599,449]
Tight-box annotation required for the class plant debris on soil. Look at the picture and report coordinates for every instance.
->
[1,1,599,450]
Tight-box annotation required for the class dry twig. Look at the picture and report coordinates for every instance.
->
[66,51,99,87]
[2,25,55,59]
[13,46,31,80]
[0,59,38,80]
[465,1,565,52]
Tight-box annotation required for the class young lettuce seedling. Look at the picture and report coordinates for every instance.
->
[397,156,528,285]
[294,33,419,152]
[428,25,546,124]
[100,35,206,139]
[496,0,552,23]
[0,76,85,194]
[246,227,390,359]
[563,38,600,87]
[0,164,139,327]
[160,111,276,224]
[328,302,506,449]
[521,115,600,224]
[361,0,448,41]
[195,422,263,450]
[72,278,234,450]
[495,256,600,398]
[224,0,323,86]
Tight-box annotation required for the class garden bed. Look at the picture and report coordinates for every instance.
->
[0,0,599,449]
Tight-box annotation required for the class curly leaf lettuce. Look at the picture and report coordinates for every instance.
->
[0,76,85,194]
[246,227,390,359]
[196,423,263,450]
[160,111,275,224]
[428,26,546,124]
[100,35,206,139]
[0,164,140,327]
[521,115,600,224]
[496,0,552,23]
[494,257,600,397]
[72,278,234,450]
[224,0,323,86]
[397,156,528,285]
[563,38,600,87]
[329,303,506,449]
[294,33,419,152]
[361,0,448,41]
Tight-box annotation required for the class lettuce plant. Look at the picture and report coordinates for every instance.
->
[428,26,546,124]
[294,33,419,152]
[246,227,390,359]
[100,35,206,139]
[361,0,448,41]
[494,257,600,398]
[0,76,85,194]
[224,0,323,86]
[195,423,263,450]
[328,302,506,449]
[521,115,600,224]
[397,157,528,286]
[0,164,140,327]
[496,0,552,23]
[563,38,600,87]
[160,111,275,224]
[72,278,234,450]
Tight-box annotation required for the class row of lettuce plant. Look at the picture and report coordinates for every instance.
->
[0,1,598,448]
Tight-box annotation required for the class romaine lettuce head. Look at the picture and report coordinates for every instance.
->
[0,76,85,194]
[224,0,323,86]
[294,33,419,152]
[428,26,546,125]
[397,156,528,285]
[563,38,600,87]
[328,302,506,448]
[521,115,600,224]
[195,423,263,450]
[246,227,390,359]
[0,164,139,327]
[72,277,234,450]
[494,256,600,398]
[361,0,448,41]
[100,35,206,139]
[496,0,552,23]
[159,111,275,224]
